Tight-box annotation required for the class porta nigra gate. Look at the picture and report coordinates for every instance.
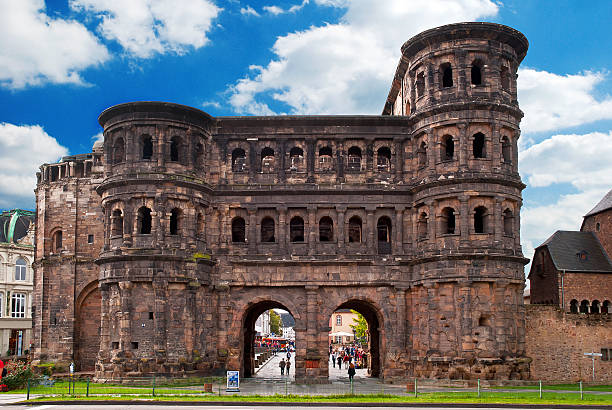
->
[33,22,531,382]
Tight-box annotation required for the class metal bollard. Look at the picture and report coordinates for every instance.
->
[580,381,583,400]
[414,378,417,398]
[539,380,542,399]
[477,378,480,398]
[152,374,156,397]
[87,378,90,397]
[26,379,30,401]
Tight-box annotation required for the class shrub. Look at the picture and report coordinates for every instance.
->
[2,361,39,390]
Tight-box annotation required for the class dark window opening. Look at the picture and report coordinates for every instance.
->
[53,230,62,252]
[501,66,510,91]
[319,216,334,242]
[377,216,392,254]
[289,147,304,171]
[474,206,487,234]
[596,222,601,231]
[418,141,427,168]
[591,300,601,314]
[142,135,153,160]
[131,342,139,350]
[347,146,362,171]
[231,217,246,243]
[87,234,94,244]
[569,299,578,313]
[417,212,428,239]
[170,136,180,162]
[348,216,362,243]
[195,143,204,167]
[112,209,123,237]
[319,146,333,170]
[170,208,181,235]
[112,342,119,350]
[580,300,590,314]
[50,167,59,181]
[502,136,511,164]
[416,72,425,97]
[261,147,275,172]
[471,61,483,85]
[232,148,247,172]
[113,137,125,164]
[149,312,154,320]
[602,348,610,361]
[503,209,514,236]
[377,147,391,172]
[473,132,486,158]
[290,216,305,242]
[442,135,454,161]
[441,63,453,88]
[138,207,152,234]
[197,213,204,235]
[603,300,610,314]
[577,250,589,261]
[442,207,455,234]
[261,217,275,243]
[478,315,491,326]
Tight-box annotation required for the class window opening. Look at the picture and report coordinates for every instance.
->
[348,216,362,243]
[170,208,181,235]
[602,300,610,314]
[318,146,333,171]
[261,147,275,172]
[261,217,275,243]
[501,66,510,91]
[53,230,63,252]
[442,135,454,161]
[149,312,154,320]
[417,212,428,239]
[473,133,486,158]
[474,206,487,234]
[170,136,180,162]
[319,216,334,242]
[471,60,483,85]
[112,209,123,237]
[15,259,26,281]
[377,147,391,172]
[197,213,204,235]
[416,72,425,97]
[88,234,94,244]
[138,207,152,234]
[569,299,578,313]
[232,148,247,172]
[347,146,362,171]
[336,315,342,326]
[131,342,139,350]
[580,300,590,314]
[289,147,304,171]
[377,216,392,254]
[478,315,491,326]
[502,136,511,164]
[441,63,453,88]
[442,207,455,234]
[195,143,204,167]
[591,300,601,314]
[142,135,153,160]
[418,141,427,168]
[503,209,513,236]
[11,293,26,318]
[290,216,305,243]
[113,138,125,164]
[231,217,246,243]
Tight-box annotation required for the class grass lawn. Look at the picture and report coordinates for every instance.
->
[489,383,612,392]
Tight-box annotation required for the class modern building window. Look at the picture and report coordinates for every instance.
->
[112,209,123,237]
[142,135,153,160]
[11,293,26,318]
[442,207,456,234]
[261,217,275,243]
[15,258,26,281]
[319,217,334,242]
[318,146,333,171]
[261,147,275,172]
[137,207,152,234]
[169,136,180,162]
[473,133,486,158]
[290,216,305,243]
[231,217,246,243]
[232,148,247,172]
[474,206,488,234]
[336,315,342,326]
[377,147,391,172]
[113,137,125,164]
[440,63,453,88]
[441,135,454,161]
[170,208,181,235]
[347,146,362,171]
[348,216,362,243]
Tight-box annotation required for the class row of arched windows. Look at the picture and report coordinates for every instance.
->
[418,133,512,167]
[570,299,610,314]
[110,207,205,237]
[111,135,205,165]
[417,206,514,238]
[231,146,393,173]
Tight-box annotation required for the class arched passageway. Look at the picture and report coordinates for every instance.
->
[328,300,382,379]
[74,283,101,372]
[242,300,295,378]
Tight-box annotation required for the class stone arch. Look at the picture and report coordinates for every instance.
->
[239,297,303,378]
[74,280,101,372]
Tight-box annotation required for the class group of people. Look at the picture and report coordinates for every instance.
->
[330,345,367,381]
[278,351,292,375]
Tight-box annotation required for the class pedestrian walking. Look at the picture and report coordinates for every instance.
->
[279,358,286,375]
[286,359,291,375]
[331,352,336,368]
[348,362,356,381]
[337,355,342,368]
[343,353,349,369]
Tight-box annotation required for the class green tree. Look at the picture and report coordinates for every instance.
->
[350,310,368,345]
[269,310,282,336]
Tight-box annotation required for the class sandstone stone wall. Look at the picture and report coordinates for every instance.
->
[582,209,612,258]
[526,304,612,382]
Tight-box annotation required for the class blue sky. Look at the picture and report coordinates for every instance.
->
[1,0,611,273]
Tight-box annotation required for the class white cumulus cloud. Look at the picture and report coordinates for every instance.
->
[0,123,69,209]
[240,6,260,17]
[518,68,612,134]
[0,0,109,89]
[228,0,499,115]
[264,0,309,15]
[70,0,221,58]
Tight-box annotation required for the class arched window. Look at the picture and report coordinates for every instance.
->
[261,217,275,243]
[290,216,305,243]
[195,143,204,168]
[503,208,514,236]
[336,315,342,326]
[418,141,427,168]
[591,300,601,314]
[15,258,26,281]
[579,300,590,314]
[377,216,392,254]
[319,146,333,171]
[473,133,486,158]
[319,216,334,242]
[474,206,488,234]
[113,137,125,164]
[169,136,180,162]
[377,147,391,172]
[261,147,275,172]
[501,66,510,91]
[142,135,153,160]
[231,217,246,243]
[442,207,455,234]
[569,299,578,313]
[170,208,181,235]
[441,135,454,161]
[348,216,362,243]
[137,207,152,234]
[111,209,123,237]
[440,63,453,88]
[501,136,511,164]
[53,230,63,252]
[196,213,204,236]
[471,60,483,85]
[347,146,362,171]
[416,72,425,97]
[232,148,247,172]
[417,212,428,239]
[602,300,610,314]
[289,147,304,171]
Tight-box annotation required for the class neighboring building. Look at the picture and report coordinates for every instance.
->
[527,189,612,381]
[329,309,358,345]
[254,310,271,336]
[0,210,35,356]
[34,22,530,382]
[280,312,295,340]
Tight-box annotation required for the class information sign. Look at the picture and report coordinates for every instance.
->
[226,370,240,392]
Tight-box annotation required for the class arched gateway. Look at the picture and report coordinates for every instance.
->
[33,22,531,382]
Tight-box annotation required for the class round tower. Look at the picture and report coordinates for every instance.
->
[95,102,215,378]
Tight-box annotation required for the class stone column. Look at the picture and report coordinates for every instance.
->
[459,195,469,244]
[426,129,435,176]
[514,200,522,251]
[185,129,194,169]
[394,206,404,254]
[458,122,468,169]
[247,207,257,254]
[152,279,168,366]
[118,281,132,352]
[279,140,287,182]
[494,196,503,244]
[394,138,404,182]
[336,142,344,183]
[304,286,325,380]
[366,207,375,252]
[103,205,111,251]
[395,286,407,349]
[336,206,346,255]
[248,140,257,183]
[219,206,229,251]
[426,200,435,242]
[156,125,166,169]
[306,139,316,183]
[97,283,111,370]
[308,206,317,255]
[278,206,287,250]
[123,203,133,247]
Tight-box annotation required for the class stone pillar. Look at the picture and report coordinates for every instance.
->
[459,195,469,244]
[156,125,166,169]
[394,138,404,182]
[336,206,346,255]
[458,122,468,169]
[494,196,503,244]
[152,279,168,366]
[457,281,473,355]
[425,200,435,242]
[185,129,194,169]
[279,140,287,182]
[394,206,404,255]
[336,143,344,183]
[103,205,111,251]
[278,206,287,250]
[395,286,407,349]
[219,206,228,251]
[248,141,257,183]
[426,129,435,176]
[118,281,132,352]
[97,283,111,370]
[514,200,522,251]
[366,207,375,252]
[215,284,232,370]
[308,206,317,255]
[247,207,257,254]
[304,286,325,380]
[306,139,316,183]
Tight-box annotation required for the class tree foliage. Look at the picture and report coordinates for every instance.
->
[269,310,282,336]
[350,310,368,344]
